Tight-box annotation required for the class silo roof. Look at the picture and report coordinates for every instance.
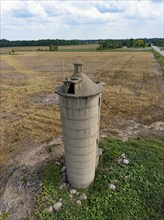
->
[56,62,103,97]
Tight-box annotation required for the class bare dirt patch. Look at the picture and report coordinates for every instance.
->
[100,119,164,141]
[29,92,59,105]
[0,137,64,220]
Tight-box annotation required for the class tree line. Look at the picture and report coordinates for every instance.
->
[0,39,98,47]
[97,38,164,50]
[0,38,163,48]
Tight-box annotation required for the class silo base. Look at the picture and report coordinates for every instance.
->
[67,172,95,189]
[96,147,103,169]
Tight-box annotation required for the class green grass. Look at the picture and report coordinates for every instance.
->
[97,47,151,52]
[152,50,164,74]
[59,48,152,52]
[33,139,164,220]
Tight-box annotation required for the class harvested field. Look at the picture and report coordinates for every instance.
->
[0,51,164,170]
[0,44,98,54]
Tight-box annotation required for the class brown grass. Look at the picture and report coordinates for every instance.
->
[0,50,163,170]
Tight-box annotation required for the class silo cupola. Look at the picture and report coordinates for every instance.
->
[56,62,102,97]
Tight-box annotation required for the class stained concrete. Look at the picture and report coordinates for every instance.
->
[56,62,103,188]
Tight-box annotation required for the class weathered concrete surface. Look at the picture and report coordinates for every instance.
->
[152,45,164,56]
[56,62,103,188]
[59,94,101,189]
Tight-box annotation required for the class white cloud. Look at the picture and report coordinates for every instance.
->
[1,0,163,40]
[123,1,160,20]
[95,1,125,13]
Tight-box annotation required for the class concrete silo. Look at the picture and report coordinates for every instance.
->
[55,61,103,189]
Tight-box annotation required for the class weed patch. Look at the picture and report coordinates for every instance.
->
[152,50,164,74]
[33,139,164,220]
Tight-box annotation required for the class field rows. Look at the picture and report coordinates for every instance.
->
[0,51,163,169]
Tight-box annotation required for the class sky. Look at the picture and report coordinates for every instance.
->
[1,0,164,40]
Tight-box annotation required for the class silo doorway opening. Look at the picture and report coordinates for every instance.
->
[68,83,75,94]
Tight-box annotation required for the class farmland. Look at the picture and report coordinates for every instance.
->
[0,44,98,54]
[1,47,164,171]
[0,46,164,219]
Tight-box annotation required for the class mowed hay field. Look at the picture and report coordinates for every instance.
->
[0,50,164,170]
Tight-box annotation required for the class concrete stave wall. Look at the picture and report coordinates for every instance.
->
[59,95,100,188]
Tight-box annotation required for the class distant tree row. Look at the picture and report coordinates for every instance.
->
[0,39,99,47]
[0,38,163,48]
[97,38,164,50]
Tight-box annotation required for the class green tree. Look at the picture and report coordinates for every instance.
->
[54,45,58,51]
[49,44,54,51]
[128,38,134,47]
[146,42,151,47]
[49,44,58,51]
[134,39,145,48]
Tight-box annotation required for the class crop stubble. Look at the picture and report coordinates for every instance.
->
[0,51,163,170]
